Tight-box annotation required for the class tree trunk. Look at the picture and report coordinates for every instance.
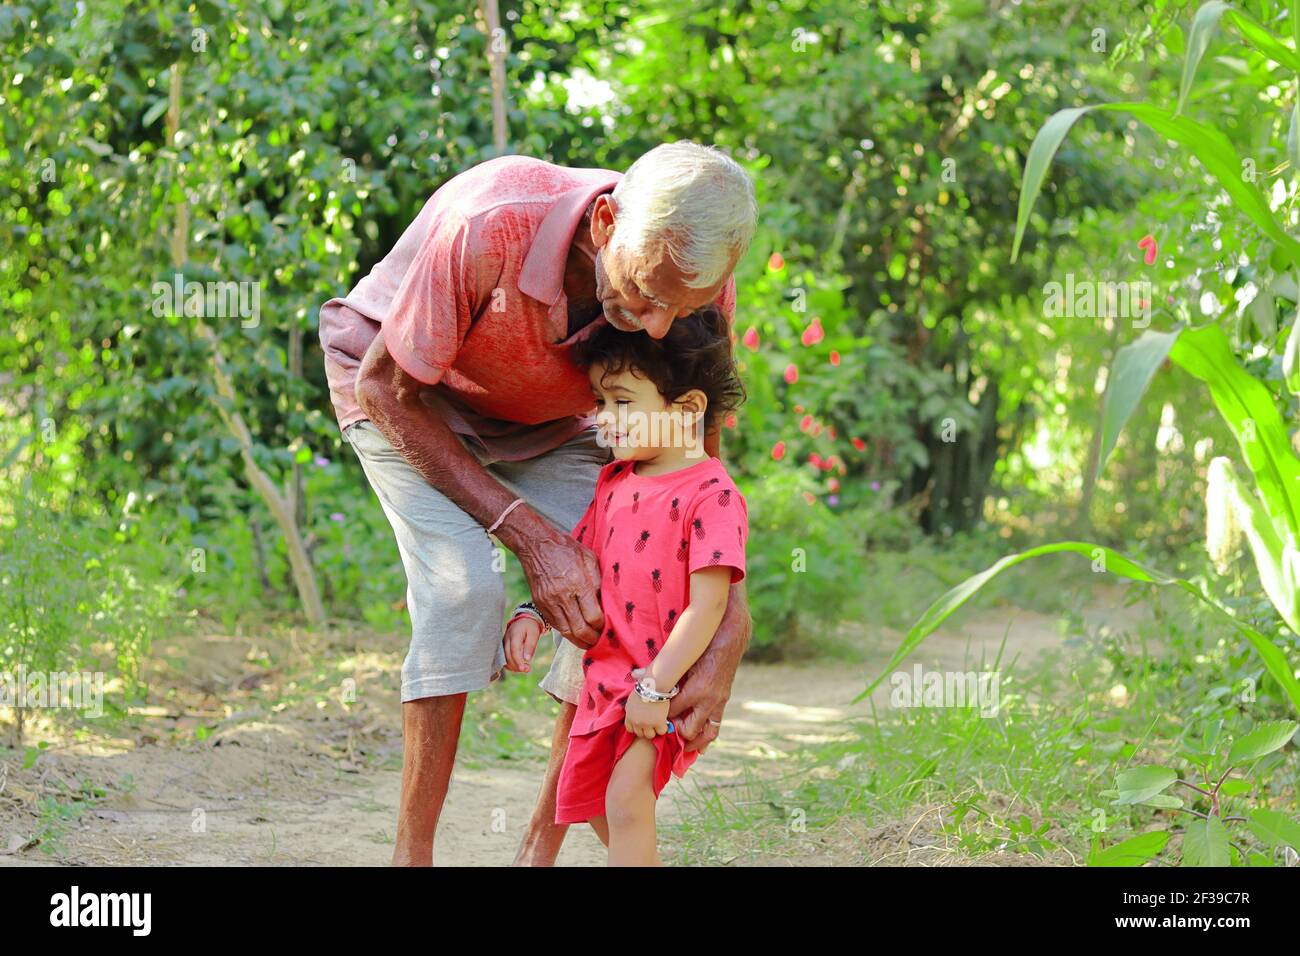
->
[478,0,509,154]
[166,62,326,629]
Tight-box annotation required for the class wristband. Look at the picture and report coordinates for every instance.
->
[634,677,679,703]
[487,497,526,535]
[509,601,548,630]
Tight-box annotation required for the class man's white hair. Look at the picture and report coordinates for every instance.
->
[611,141,758,290]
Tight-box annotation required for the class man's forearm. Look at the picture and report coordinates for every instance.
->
[688,579,750,685]
[355,331,549,556]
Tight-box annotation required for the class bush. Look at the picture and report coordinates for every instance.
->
[0,471,174,743]
[741,466,869,659]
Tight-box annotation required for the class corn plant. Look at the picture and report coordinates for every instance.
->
[863,0,1300,719]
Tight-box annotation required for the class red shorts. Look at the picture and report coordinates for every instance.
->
[555,721,698,825]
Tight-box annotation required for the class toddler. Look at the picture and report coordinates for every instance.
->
[503,304,748,865]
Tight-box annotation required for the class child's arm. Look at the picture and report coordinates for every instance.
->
[624,566,732,737]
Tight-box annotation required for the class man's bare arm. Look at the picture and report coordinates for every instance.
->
[355,330,603,646]
[668,577,751,752]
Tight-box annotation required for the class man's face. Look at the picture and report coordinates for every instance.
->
[589,195,731,340]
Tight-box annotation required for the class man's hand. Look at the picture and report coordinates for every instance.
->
[668,580,751,753]
[515,527,603,649]
[356,331,603,649]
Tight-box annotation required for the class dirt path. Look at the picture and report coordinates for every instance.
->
[0,587,1142,866]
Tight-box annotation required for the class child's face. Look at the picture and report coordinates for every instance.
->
[588,361,706,461]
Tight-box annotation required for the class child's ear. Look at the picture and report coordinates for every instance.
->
[676,389,708,427]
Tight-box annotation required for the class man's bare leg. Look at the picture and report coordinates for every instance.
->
[391,693,466,867]
[512,701,577,866]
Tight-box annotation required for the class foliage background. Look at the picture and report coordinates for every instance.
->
[0,0,1281,657]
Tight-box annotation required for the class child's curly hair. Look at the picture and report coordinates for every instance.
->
[571,304,747,433]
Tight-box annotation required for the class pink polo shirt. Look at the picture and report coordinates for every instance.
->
[319,155,738,462]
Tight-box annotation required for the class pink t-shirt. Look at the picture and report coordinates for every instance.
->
[318,155,738,462]
[568,456,748,737]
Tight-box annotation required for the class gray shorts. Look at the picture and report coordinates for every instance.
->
[344,419,611,704]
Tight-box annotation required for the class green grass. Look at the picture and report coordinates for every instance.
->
[667,585,1300,866]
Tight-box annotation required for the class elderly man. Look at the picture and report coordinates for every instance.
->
[318,141,757,866]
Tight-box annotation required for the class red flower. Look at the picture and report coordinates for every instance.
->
[784,363,799,384]
[1138,234,1158,266]
[830,350,840,366]
[851,437,866,451]
[771,441,786,461]
[742,326,760,350]
[800,414,814,433]
[801,318,824,347]
[724,412,737,429]
[768,252,785,271]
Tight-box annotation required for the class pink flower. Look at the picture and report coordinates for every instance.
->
[784,363,799,384]
[1138,234,1158,266]
[771,441,786,461]
[828,477,840,492]
[768,252,785,271]
[802,491,816,506]
[724,412,737,429]
[809,452,823,468]
[742,326,760,350]
[800,414,814,433]
[801,319,824,347]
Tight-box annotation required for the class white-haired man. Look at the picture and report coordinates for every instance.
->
[318,142,758,866]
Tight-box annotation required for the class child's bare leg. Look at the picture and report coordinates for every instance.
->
[589,815,609,847]
[604,738,661,867]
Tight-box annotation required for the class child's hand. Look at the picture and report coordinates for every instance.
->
[504,617,543,673]
[625,693,670,738]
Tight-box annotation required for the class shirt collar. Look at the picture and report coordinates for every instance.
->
[517,171,622,309]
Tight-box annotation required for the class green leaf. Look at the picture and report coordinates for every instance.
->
[1179,1,1230,114]
[1096,327,1181,476]
[1115,766,1179,805]
[1010,107,1092,263]
[1171,325,1300,540]
[1284,304,1300,395]
[1139,794,1185,810]
[1183,816,1232,867]
[859,541,1300,717]
[142,96,170,128]
[1226,721,1298,763]
[1012,104,1300,268]
[1219,779,1253,797]
[1089,830,1169,867]
[1247,808,1300,849]
[1180,2,1300,114]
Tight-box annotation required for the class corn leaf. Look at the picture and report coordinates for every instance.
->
[860,542,1300,716]
[1011,104,1300,268]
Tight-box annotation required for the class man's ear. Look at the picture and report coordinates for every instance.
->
[592,195,617,249]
